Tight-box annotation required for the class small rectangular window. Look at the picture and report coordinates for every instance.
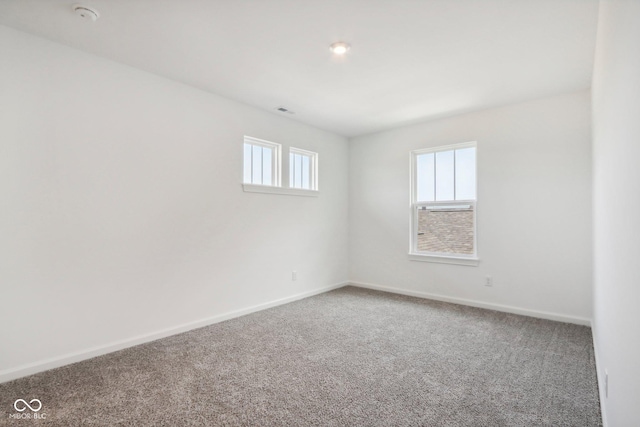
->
[289,147,318,191]
[243,136,281,187]
[410,142,478,264]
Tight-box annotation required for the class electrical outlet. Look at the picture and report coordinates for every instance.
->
[485,276,493,287]
[292,271,297,281]
[605,369,608,398]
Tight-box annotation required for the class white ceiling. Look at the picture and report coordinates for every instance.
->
[0,0,599,137]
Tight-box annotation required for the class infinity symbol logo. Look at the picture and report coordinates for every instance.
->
[13,399,42,412]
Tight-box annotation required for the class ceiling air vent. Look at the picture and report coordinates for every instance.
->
[275,106,295,114]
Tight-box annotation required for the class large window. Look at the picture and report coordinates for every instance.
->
[289,147,318,191]
[243,136,281,186]
[410,142,478,265]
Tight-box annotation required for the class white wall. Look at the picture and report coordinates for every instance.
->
[349,91,593,323]
[0,25,349,381]
[592,1,640,425]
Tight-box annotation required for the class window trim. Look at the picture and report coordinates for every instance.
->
[289,147,319,191]
[243,136,282,187]
[242,183,318,197]
[409,141,479,266]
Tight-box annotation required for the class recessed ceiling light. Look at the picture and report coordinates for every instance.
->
[72,4,100,22]
[329,42,350,55]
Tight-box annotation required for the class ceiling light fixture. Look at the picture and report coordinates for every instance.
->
[72,4,100,22]
[329,42,350,55]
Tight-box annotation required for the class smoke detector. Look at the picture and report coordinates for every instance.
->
[73,5,100,22]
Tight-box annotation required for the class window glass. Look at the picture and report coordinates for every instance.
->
[251,145,263,185]
[416,153,435,202]
[455,147,476,200]
[243,143,252,183]
[294,154,303,188]
[417,205,475,254]
[435,150,455,201]
[302,155,310,189]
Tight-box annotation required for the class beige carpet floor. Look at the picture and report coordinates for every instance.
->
[0,286,601,426]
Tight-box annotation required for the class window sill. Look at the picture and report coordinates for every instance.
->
[242,184,319,197]
[408,253,480,267]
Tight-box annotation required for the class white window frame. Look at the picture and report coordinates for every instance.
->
[243,136,281,187]
[289,147,319,192]
[242,136,319,197]
[409,141,479,266]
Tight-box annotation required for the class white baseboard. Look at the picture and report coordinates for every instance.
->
[590,320,608,427]
[0,282,348,384]
[349,281,591,326]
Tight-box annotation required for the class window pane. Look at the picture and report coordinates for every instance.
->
[417,205,474,254]
[294,154,303,188]
[435,150,454,201]
[289,153,295,187]
[302,155,310,189]
[455,147,476,200]
[243,143,252,183]
[252,145,263,185]
[263,147,272,185]
[416,153,435,202]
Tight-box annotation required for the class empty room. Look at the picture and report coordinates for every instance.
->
[1,0,638,425]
